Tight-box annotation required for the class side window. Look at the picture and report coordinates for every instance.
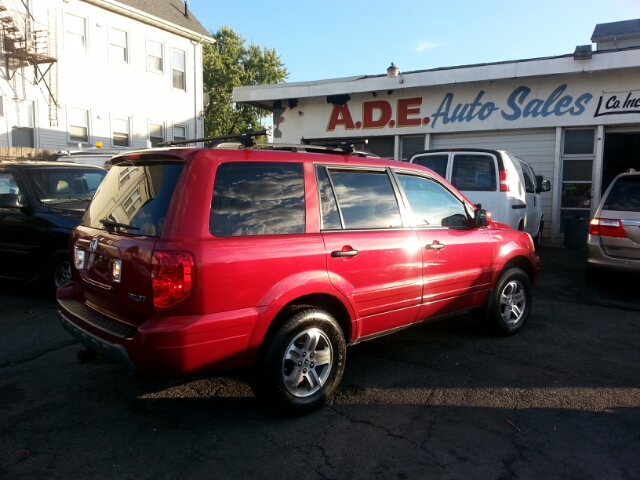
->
[451,154,496,191]
[316,167,341,230]
[327,169,401,229]
[210,162,305,236]
[0,173,19,195]
[519,161,536,193]
[397,173,468,227]
[411,154,448,178]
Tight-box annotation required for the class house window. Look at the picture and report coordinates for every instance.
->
[68,108,89,143]
[147,40,163,72]
[112,116,130,147]
[173,125,187,142]
[172,48,186,90]
[149,123,164,147]
[64,13,86,51]
[109,28,128,63]
[12,100,34,147]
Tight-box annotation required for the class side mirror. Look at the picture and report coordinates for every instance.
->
[474,209,489,227]
[0,193,23,208]
[536,175,551,193]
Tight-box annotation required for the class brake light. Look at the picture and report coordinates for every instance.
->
[588,218,627,238]
[499,170,509,192]
[151,251,195,309]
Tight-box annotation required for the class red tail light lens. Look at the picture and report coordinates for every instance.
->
[499,170,509,192]
[152,251,195,309]
[588,218,627,238]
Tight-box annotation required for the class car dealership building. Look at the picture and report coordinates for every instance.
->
[233,19,640,240]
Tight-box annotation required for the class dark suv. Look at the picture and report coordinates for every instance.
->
[0,160,106,290]
[57,134,540,414]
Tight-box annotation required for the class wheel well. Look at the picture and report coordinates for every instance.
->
[501,256,534,283]
[261,294,352,352]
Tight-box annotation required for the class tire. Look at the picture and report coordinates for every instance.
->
[533,221,544,251]
[485,267,532,336]
[251,308,346,415]
[50,253,72,291]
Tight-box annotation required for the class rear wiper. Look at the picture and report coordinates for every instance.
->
[99,219,140,230]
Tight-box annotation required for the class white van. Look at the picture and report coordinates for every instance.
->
[408,148,551,247]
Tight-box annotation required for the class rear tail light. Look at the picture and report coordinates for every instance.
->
[151,251,195,309]
[499,169,509,192]
[588,218,627,238]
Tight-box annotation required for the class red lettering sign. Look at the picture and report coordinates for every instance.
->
[327,105,355,131]
[363,101,392,129]
[397,98,423,127]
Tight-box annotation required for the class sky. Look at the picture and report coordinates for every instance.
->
[187,0,640,84]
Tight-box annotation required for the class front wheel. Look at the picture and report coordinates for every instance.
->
[50,253,72,291]
[251,308,346,415]
[485,268,532,336]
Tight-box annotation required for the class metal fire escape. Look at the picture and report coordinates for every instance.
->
[0,0,58,125]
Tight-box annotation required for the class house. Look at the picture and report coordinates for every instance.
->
[0,0,213,152]
[232,18,640,240]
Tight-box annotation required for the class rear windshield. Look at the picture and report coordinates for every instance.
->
[451,154,497,191]
[25,167,106,204]
[411,154,448,178]
[82,163,184,237]
[603,176,640,212]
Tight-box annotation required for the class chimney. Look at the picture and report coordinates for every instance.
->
[184,1,189,17]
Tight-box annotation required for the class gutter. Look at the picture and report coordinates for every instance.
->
[81,0,215,43]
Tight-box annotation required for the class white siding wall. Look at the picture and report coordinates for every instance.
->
[0,0,205,150]
[431,129,557,238]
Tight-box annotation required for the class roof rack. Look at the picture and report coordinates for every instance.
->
[157,130,267,148]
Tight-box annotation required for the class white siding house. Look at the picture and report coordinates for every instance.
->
[0,0,213,151]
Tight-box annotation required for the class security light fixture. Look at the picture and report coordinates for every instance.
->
[574,45,593,60]
[387,62,404,83]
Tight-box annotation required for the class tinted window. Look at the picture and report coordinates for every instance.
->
[210,162,305,236]
[82,163,183,237]
[397,173,468,227]
[411,154,448,178]
[519,161,535,194]
[25,168,106,203]
[328,169,401,229]
[316,167,341,230]
[451,154,496,191]
[603,176,640,212]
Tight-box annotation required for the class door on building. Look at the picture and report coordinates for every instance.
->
[602,132,640,193]
[11,100,35,148]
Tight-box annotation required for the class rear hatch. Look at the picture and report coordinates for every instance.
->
[71,154,187,325]
[599,175,640,260]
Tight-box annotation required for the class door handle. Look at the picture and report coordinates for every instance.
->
[425,242,445,251]
[331,249,359,258]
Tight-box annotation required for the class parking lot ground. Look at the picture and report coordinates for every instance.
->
[1,246,639,479]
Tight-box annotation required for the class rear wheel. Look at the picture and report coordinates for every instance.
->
[251,308,346,415]
[484,268,532,336]
[50,253,72,291]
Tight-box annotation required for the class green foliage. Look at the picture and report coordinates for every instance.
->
[203,26,288,137]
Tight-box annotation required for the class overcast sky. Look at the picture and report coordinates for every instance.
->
[187,0,639,83]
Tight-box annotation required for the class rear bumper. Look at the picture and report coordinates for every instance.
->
[57,284,259,375]
[586,235,640,274]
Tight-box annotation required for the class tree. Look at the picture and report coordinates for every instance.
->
[202,26,288,137]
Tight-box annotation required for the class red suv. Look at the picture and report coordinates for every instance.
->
[57,133,539,415]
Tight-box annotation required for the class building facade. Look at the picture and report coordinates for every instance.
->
[0,0,213,152]
[233,19,640,240]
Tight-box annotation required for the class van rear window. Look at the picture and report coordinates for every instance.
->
[82,163,184,237]
[451,154,497,191]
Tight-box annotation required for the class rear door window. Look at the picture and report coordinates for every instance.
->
[210,161,305,236]
[318,168,402,229]
[82,163,183,237]
[451,154,497,191]
[411,154,449,178]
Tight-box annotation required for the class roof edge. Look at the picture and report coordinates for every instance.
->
[81,0,215,43]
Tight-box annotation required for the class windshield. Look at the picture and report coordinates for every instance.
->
[82,163,184,237]
[25,167,106,204]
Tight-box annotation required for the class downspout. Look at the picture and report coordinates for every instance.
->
[192,34,203,144]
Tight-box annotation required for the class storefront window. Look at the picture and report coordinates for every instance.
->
[563,129,595,155]
[401,136,425,160]
[560,128,595,231]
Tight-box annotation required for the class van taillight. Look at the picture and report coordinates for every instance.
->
[588,218,627,238]
[151,251,195,309]
[499,170,509,192]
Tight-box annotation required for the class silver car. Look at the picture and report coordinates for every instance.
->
[586,169,640,282]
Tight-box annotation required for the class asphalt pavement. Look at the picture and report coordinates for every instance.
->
[1,246,639,479]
